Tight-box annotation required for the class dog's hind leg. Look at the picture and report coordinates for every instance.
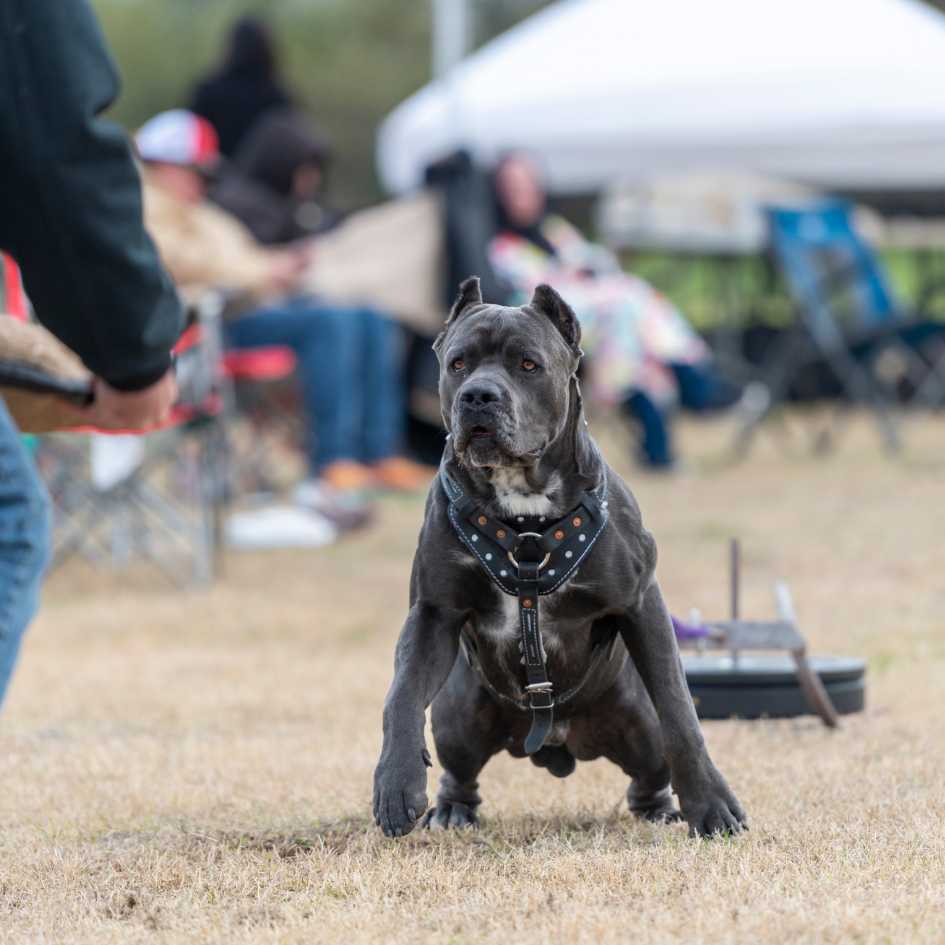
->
[570,665,681,825]
[612,670,682,824]
[422,654,505,830]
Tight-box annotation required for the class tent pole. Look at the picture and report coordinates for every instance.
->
[432,0,472,78]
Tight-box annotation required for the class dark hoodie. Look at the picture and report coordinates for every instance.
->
[210,109,338,245]
[191,17,291,158]
[0,0,182,390]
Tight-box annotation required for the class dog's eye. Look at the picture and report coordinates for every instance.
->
[522,359,538,372]
[451,357,465,372]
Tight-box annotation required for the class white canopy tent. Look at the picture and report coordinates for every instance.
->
[378,0,945,196]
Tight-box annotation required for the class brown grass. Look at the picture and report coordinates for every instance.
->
[2,411,944,945]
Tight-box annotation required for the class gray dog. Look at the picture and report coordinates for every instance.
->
[373,278,747,838]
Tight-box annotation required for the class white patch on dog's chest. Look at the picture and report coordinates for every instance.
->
[479,593,519,642]
[490,468,560,518]
[477,587,567,654]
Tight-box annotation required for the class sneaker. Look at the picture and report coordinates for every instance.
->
[225,505,337,550]
[371,457,435,493]
[320,460,375,493]
[293,478,375,533]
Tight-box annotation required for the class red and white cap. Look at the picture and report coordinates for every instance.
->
[135,110,221,171]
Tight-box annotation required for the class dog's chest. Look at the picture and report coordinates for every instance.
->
[489,468,560,518]
[475,587,571,654]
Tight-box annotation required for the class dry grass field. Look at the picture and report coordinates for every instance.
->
[1,412,944,945]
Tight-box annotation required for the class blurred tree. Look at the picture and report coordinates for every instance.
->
[92,0,551,207]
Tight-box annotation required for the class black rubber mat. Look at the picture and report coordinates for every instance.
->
[683,654,866,719]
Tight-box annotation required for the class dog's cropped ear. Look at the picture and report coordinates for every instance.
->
[529,284,581,353]
[448,276,482,323]
[434,276,483,355]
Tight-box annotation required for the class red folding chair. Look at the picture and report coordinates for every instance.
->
[220,340,303,496]
[25,289,229,586]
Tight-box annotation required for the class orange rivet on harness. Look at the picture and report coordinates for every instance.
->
[572,516,582,527]
[478,516,487,526]
[554,529,565,541]
[496,529,507,539]
[523,598,534,608]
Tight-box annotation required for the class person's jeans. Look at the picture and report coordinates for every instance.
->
[225,298,405,473]
[672,362,741,413]
[625,362,741,468]
[0,401,51,710]
[625,391,672,467]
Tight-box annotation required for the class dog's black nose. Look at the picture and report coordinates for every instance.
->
[460,384,500,408]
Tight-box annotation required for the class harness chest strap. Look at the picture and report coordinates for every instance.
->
[517,557,553,753]
[440,464,610,754]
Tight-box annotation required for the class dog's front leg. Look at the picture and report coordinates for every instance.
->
[373,601,462,837]
[622,581,748,837]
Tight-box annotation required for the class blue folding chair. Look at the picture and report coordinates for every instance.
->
[735,200,945,455]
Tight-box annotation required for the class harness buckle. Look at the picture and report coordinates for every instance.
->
[508,532,550,571]
[525,681,554,709]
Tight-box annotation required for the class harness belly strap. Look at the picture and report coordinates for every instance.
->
[440,463,610,754]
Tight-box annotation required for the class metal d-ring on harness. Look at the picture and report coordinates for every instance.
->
[439,462,611,755]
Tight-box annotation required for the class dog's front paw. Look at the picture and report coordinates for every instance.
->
[372,750,430,838]
[677,770,748,838]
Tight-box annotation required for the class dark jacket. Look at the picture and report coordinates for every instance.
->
[0,0,182,391]
[210,109,338,245]
[191,76,291,159]
[191,16,292,157]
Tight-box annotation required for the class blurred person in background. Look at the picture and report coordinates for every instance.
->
[211,108,340,245]
[191,16,293,159]
[0,0,181,707]
[489,153,741,470]
[135,111,429,536]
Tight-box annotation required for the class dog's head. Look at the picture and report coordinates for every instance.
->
[434,277,582,469]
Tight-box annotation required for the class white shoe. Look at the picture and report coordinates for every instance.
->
[292,478,375,532]
[225,504,337,550]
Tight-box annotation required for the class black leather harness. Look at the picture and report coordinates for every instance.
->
[440,463,611,754]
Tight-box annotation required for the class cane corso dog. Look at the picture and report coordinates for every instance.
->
[373,277,747,838]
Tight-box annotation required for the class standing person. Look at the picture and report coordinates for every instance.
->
[191,16,292,158]
[0,0,182,708]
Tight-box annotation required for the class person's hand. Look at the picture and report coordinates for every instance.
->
[80,370,178,430]
[267,248,309,295]
[293,238,317,268]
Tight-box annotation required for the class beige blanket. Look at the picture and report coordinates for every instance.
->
[304,192,445,335]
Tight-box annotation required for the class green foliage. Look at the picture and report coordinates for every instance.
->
[92,0,431,206]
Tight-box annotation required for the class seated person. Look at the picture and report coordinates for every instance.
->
[211,108,339,245]
[134,111,429,523]
[489,152,740,469]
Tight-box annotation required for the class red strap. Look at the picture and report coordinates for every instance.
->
[65,393,224,435]
[2,255,27,321]
[222,345,297,380]
[173,322,202,355]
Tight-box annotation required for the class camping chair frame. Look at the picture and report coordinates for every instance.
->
[735,200,945,456]
[41,416,225,586]
[38,297,229,587]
